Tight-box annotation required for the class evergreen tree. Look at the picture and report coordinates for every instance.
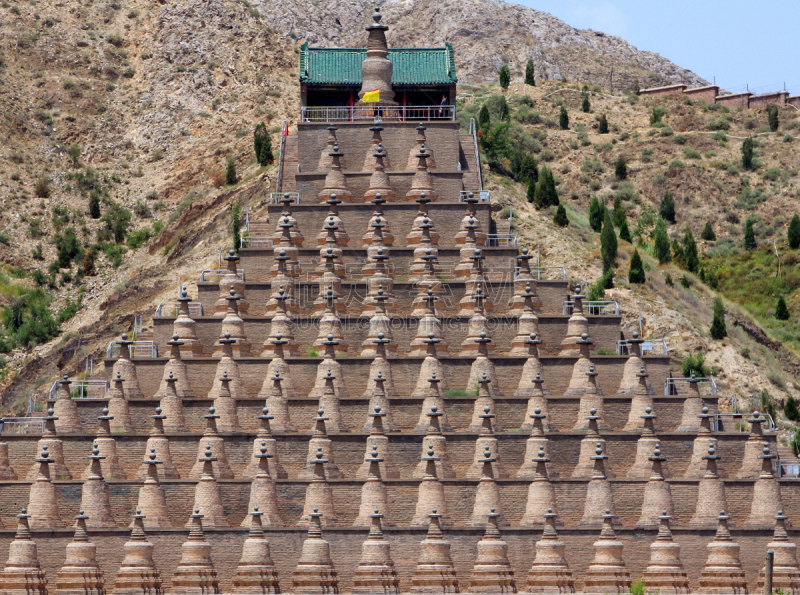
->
[784,394,800,422]
[478,103,491,129]
[518,154,538,184]
[672,239,685,268]
[742,136,754,170]
[614,155,628,180]
[553,204,569,227]
[225,156,237,185]
[628,249,646,283]
[659,191,676,223]
[793,428,800,457]
[88,192,101,219]
[526,178,536,204]
[701,221,716,241]
[710,297,727,340]
[559,106,569,130]
[581,93,591,113]
[600,209,618,272]
[598,113,609,134]
[744,217,756,250]
[588,196,604,232]
[776,295,790,320]
[533,166,558,209]
[254,122,273,166]
[653,217,671,264]
[499,64,511,90]
[618,215,632,243]
[788,213,800,249]
[682,226,699,273]
[768,105,780,132]
[612,196,625,228]
[498,96,510,121]
[525,59,535,86]
[232,200,241,254]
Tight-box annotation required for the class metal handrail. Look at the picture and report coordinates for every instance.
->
[486,233,518,248]
[269,192,299,204]
[241,236,274,249]
[106,341,158,359]
[515,266,568,281]
[1,418,45,435]
[48,380,108,401]
[301,105,456,122]
[155,302,203,317]
[563,300,620,315]
[468,117,483,190]
[616,339,669,356]
[711,412,776,432]
[276,120,288,193]
[777,458,800,478]
[458,190,491,202]
[199,269,245,282]
[664,377,718,396]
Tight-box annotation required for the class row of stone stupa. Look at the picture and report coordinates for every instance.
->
[13,386,783,533]
[3,501,797,595]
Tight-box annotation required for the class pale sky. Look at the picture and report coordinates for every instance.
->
[513,0,799,94]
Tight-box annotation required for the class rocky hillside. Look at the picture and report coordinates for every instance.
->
[256,0,709,89]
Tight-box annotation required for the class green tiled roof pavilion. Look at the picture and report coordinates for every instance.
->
[300,42,457,86]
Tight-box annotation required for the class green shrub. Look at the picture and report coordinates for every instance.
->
[232,200,242,254]
[524,59,535,86]
[788,214,800,249]
[744,217,756,250]
[614,155,627,180]
[701,222,716,241]
[598,113,608,134]
[682,352,708,377]
[254,122,274,166]
[650,106,666,126]
[683,147,701,159]
[673,134,687,145]
[225,156,237,185]
[741,137,754,170]
[499,64,510,89]
[628,249,645,283]
[776,295,790,320]
[589,196,605,232]
[553,204,569,227]
[89,192,101,219]
[784,395,800,422]
[581,93,591,113]
[710,297,727,340]
[653,217,671,264]
[706,118,730,131]
[768,105,779,132]
[126,228,152,250]
[640,147,653,163]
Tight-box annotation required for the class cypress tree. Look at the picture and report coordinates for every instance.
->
[653,217,671,264]
[478,104,491,129]
[499,64,510,90]
[598,113,609,134]
[553,204,569,227]
[589,196,604,232]
[498,96,510,121]
[89,192,101,219]
[225,156,237,185]
[628,249,646,283]
[232,200,241,254]
[768,105,779,132]
[701,221,716,241]
[519,154,538,184]
[526,178,536,204]
[784,394,800,422]
[788,213,800,249]
[559,106,569,130]
[776,295,790,320]
[744,217,756,250]
[581,93,591,113]
[614,155,628,180]
[618,215,632,243]
[672,239,685,268]
[525,59,535,86]
[533,167,558,209]
[742,136,754,170]
[659,191,676,223]
[254,122,273,165]
[710,297,727,340]
[682,226,699,273]
[600,209,618,272]
[612,196,625,228]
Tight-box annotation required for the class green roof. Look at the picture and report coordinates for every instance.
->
[300,43,457,85]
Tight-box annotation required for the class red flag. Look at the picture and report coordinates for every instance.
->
[282,124,289,137]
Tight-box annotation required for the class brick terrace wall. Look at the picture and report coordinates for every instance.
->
[151,313,623,356]
[715,92,752,109]
[297,121,462,173]
[109,354,670,401]
[263,202,493,249]
[789,96,800,107]
[196,279,569,316]
[683,85,719,104]
[748,90,789,110]
[239,247,519,281]
[639,84,687,97]
[296,172,466,205]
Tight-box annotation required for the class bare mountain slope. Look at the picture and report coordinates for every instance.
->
[255,0,708,89]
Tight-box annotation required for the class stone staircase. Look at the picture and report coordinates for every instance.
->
[277,134,298,194]
[458,133,481,191]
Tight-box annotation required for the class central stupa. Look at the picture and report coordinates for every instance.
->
[357,6,397,106]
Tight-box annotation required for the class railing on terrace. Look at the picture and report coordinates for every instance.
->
[199,269,245,283]
[664,376,717,396]
[468,117,483,190]
[711,412,776,433]
[275,120,288,194]
[486,233,517,248]
[106,341,158,359]
[241,236,274,249]
[155,302,203,317]
[269,192,299,204]
[616,339,669,356]
[514,266,567,281]
[459,190,491,202]
[300,105,456,122]
[48,380,108,401]
[563,300,620,316]
[778,458,800,478]
[1,418,44,435]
